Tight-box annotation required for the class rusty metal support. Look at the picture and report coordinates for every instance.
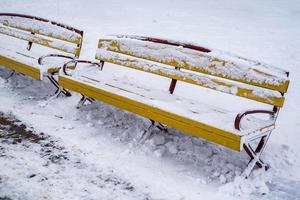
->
[26,32,35,51]
[62,60,104,76]
[61,60,104,108]
[169,79,177,94]
[234,109,276,131]
[5,70,15,80]
[242,132,271,178]
[47,75,71,97]
[76,95,94,109]
[38,54,75,65]
[156,122,168,132]
[235,108,279,177]
[169,67,180,94]
[99,60,105,70]
[139,120,168,143]
[139,120,156,143]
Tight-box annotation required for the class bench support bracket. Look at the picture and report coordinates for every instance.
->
[235,108,279,177]
[5,70,16,81]
[139,120,168,142]
[169,67,180,94]
[76,95,94,109]
[27,32,35,51]
[47,75,71,97]
[242,132,271,178]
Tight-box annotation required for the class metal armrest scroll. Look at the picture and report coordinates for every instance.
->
[38,54,75,65]
[62,60,104,76]
[234,110,276,131]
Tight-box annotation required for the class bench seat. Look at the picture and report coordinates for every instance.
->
[59,36,289,176]
[0,13,83,97]
[59,63,275,151]
[0,46,72,80]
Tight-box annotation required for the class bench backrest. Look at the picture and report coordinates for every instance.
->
[95,36,289,108]
[0,13,83,57]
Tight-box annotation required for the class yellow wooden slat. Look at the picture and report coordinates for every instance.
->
[47,65,76,74]
[59,75,243,151]
[0,26,80,56]
[98,39,289,93]
[1,17,82,44]
[0,55,41,80]
[95,51,285,107]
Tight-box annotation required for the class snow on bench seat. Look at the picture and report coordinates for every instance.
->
[96,49,285,107]
[59,36,289,153]
[59,64,276,151]
[0,46,75,80]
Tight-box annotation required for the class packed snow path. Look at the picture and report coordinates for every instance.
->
[1,0,300,199]
[0,113,157,200]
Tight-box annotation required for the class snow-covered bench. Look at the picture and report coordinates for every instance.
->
[59,35,290,177]
[0,13,83,96]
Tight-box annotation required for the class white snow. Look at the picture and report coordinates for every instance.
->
[0,45,75,75]
[0,15,82,43]
[1,0,300,200]
[0,26,79,53]
[94,48,283,104]
[64,63,276,136]
[98,37,289,87]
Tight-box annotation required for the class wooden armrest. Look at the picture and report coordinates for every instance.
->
[38,54,75,65]
[234,109,276,131]
[62,60,104,76]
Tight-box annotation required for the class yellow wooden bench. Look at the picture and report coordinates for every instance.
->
[58,35,290,177]
[0,13,83,96]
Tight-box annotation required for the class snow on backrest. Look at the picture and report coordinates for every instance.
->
[95,36,290,107]
[0,13,83,56]
[0,14,83,44]
[96,47,285,107]
[97,37,289,94]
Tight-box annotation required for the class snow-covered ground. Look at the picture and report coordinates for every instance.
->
[0,0,300,199]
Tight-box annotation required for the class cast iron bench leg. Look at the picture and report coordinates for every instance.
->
[5,70,16,81]
[242,131,271,178]
[139,120,168,142]
[47,75,71,97]
[76,95,94,109]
